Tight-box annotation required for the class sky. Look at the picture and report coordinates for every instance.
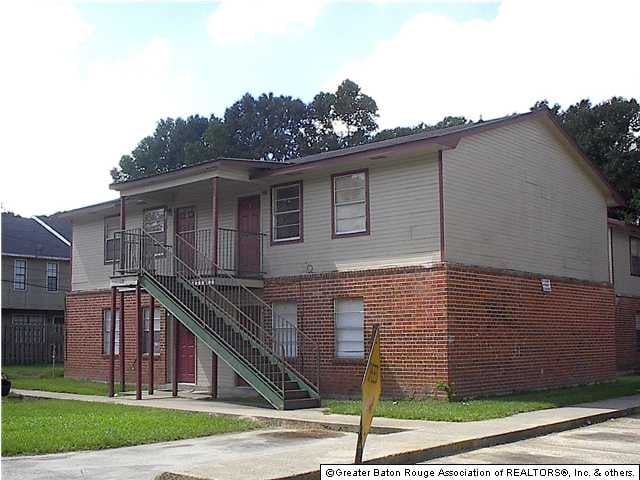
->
[1,0,638,217]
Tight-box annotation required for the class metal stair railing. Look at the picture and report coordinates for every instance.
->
[113,229,296,398]
[174,229,320,395]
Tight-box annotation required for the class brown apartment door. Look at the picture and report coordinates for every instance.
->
[237,195,261,276]
[176,322,196,383]
[175,207,196,271]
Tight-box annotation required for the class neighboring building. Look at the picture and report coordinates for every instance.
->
[61,108,623,408]
[1,213,71,364]
[608,218,640,373]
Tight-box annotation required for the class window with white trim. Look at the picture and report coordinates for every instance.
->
[334,298,364,359]
[272,302,297,357]
[333,171,368,235]
[104,216,121,263]
[102,309,121,355]
[143,307,161,354]
[631,237,640,276]
[272,183,301,242]
[46,262,58,292]
[14,259,26,290]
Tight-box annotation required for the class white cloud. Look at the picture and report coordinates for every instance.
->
[0,1,196,216]
[329,0,640,128]
[207,0,328,47]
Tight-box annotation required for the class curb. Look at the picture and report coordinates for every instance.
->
[263,405,640,480]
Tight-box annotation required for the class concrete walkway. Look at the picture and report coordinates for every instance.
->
[8,389,640,480]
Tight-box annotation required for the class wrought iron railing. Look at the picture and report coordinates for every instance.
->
[112,229,319,398]
[171,228,265,278]
[174,231,319,393]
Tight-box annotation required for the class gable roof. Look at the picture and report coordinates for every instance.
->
[36,214,72,243]
[258,108,624,206]
[1,213,71,260]
[68,107,623,212]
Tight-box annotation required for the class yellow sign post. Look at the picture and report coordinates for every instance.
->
[355,323,382,464]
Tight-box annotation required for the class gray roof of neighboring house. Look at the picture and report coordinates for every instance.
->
[1,213,71,259]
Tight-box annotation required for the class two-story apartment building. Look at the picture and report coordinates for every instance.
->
[61,108,625,408]
[1,213,71,364]
[608,219,640,372]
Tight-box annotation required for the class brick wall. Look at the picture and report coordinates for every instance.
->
[65,289,168,386]
[614,295,640,373]
[446,264,617,397]
[266,264,617,399]
[264,266,449,398]
[65,263,620,400]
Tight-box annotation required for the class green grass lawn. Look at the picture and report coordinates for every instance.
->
[324,375,640,422]
[2,365,107,395]
[1,397,258,456]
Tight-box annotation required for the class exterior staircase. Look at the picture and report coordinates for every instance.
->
[114,229,320,410]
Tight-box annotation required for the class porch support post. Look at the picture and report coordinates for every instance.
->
[210,353,218,399]
[119,291,125,392]
[135,284,142,400]
[108,286,116,397]
[119,197,126,230]
[172,318,179,397]
[212,176,219,273]
[148,297,155,395]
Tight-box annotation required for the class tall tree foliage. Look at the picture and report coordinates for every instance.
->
[111,79,379,181]
[532,97,640,222]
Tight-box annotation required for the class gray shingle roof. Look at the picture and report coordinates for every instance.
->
[1,213,71,259]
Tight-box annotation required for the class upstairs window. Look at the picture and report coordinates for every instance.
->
[142,306,161,355]
[630,237,640,276]
[46,262,58,292]
[104,216,121,264]
[332,170,369,237]
[14,259,26,290]
[334,298,365,359]
[143,207,166,255]
[272,182,302,243]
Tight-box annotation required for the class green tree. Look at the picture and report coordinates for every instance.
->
[372,115,469,142]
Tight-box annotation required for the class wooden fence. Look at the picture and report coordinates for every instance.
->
[2,320,64,365]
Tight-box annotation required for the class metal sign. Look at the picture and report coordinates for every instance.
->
[355,324,382,464]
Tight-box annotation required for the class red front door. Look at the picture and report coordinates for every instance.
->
[177,322,195,383]
[175,207,196,270]
[237,195,261,276]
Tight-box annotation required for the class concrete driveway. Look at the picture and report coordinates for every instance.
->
[425,415,640,464]
[1,428,353,480]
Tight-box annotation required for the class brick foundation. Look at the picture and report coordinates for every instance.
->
[65,289,168,385]
[264,264,617,399]
[446,264,617,397]
[614,295,640,373]
[264,266,449,398]
[65,263,619,399]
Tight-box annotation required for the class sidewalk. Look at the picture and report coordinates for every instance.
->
[12,389,640,480]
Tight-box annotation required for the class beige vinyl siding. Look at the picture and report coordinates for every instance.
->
[71,216,116,291]
[71,182,216,291]
[443,118,609,282]
[262,154,441,278]
[611,227,640,297]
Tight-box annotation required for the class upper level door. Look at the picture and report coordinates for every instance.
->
[175,206,196,271]
[237,195,261,277]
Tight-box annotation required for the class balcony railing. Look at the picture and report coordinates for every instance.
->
[112,227,266,279]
